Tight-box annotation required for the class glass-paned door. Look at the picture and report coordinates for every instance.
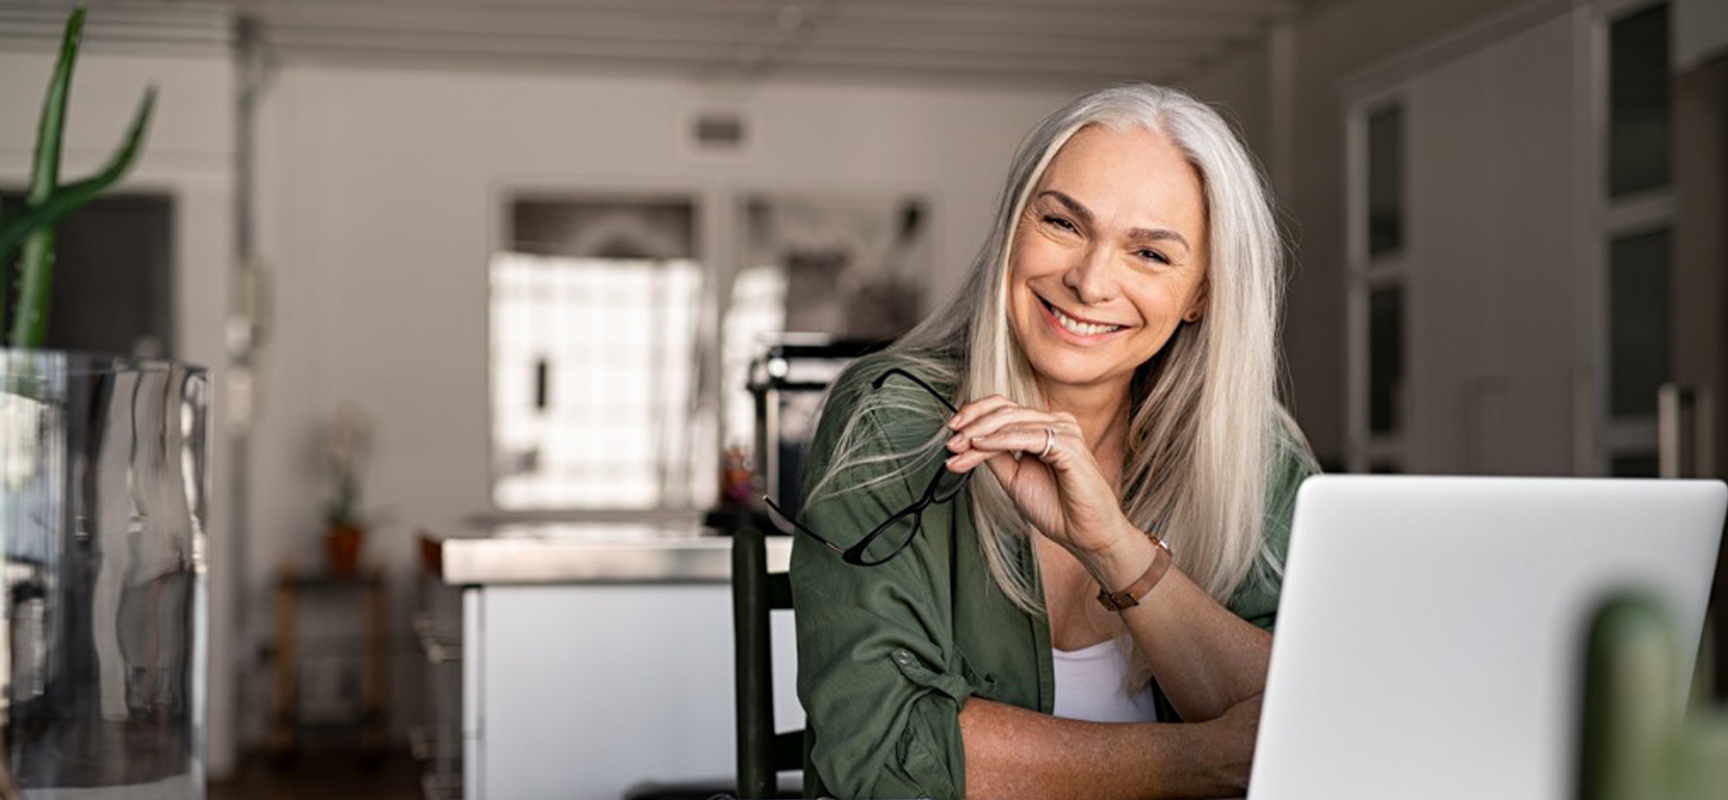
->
[1595,0,1674,475]
[1349,100,1408,473]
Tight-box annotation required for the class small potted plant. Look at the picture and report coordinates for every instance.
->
[324,403,374,576]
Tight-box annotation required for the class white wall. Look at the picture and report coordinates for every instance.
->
[1180,38,1274,184]
[249,63,1076,745]
[0,46,238,776]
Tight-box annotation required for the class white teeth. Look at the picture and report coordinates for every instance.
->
[1050,305,1121,336]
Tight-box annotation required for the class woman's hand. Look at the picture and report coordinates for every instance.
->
[944,395,1134,561]
[1191,692,1264,793]
[948,396,1277,726]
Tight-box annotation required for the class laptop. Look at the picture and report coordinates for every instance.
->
[1248,476,1726,800]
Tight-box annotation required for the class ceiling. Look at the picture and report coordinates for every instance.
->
[2,0,1331,88]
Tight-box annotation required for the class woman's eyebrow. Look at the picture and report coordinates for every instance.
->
[1038,190,1094,226]
[1038,189,1191,253]
[1126,227,1191,254]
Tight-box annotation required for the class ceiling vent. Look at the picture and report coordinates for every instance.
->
[693,112,747,151]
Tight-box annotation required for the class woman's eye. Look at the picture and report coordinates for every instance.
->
[1042,215,1077,232]
[1136,249,1171,265]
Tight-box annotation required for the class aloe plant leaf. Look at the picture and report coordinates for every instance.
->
[7,86,155,348]
[5,6,84,343]
[0,86,156,262]
[28,6,82,205]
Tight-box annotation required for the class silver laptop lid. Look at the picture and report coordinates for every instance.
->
[1249,476,1725,800]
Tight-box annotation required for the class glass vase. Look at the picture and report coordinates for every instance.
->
[0,350,209,799]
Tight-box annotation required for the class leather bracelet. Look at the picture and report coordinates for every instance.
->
[1096,536,1173,612]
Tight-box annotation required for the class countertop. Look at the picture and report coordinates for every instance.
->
[439,522,793,585]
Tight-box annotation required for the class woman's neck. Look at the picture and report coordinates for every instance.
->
[1038,378,1132,465]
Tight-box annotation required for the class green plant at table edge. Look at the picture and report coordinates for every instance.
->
[0,5,156,349]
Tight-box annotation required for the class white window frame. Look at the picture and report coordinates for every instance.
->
[1576,0,1677,476]
[1346,90,1412,474]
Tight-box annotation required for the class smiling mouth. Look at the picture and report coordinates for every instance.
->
[1040,297,1125,337]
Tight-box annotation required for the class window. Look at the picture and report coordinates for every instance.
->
[489,197,706,511]
[1348,97,1408,473]
[0,191,174,357]
[1368,285,1405,436]
[1607,227,1672,419]
[1607,2,1671,198]
[1366,106,1405,258]
[1593,1,1674,474]
[488,192,932,514]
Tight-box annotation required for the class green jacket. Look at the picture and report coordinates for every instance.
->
[790,354,1315,800]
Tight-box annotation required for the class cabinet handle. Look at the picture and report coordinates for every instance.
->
[1658,383,1700,479]
[1694,388,1714,479]
[1574,369,1595,476]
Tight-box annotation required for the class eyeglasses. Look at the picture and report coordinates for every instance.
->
[764,367,971,566]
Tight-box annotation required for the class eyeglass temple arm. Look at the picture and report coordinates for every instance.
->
[871,367,960,415]
[762,496,847,557]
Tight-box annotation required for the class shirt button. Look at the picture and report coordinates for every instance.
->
[892,649,913,666]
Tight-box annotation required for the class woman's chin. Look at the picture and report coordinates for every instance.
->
[1027,358,1132,393]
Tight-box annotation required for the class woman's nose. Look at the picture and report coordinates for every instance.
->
[1061,245,1118,305]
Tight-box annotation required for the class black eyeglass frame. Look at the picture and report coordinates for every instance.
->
[763,367,971,566]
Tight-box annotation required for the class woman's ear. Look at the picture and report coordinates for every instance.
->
[1183,280,1209,323]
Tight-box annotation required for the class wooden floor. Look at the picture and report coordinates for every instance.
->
[210,751,424,800]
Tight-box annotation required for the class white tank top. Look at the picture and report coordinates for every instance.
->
[1051,640,1160,723]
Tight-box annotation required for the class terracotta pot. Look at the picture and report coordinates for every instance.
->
[326,523,365,576]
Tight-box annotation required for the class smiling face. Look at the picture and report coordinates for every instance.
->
[1007,123,1210,397]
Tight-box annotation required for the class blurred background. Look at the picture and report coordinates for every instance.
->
[0,0,1724,796]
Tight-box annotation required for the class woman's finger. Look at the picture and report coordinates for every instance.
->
[946,442,1033,494]
[947,399,1060,455]
[944,426,1066,474]
[970,423,1067,460]
[953,405,1069,445]
[946,423,1052,470]
[943,446,1001,474]
[946,394,1018,431]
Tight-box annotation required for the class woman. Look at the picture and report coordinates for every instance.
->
[785,84,1317,800]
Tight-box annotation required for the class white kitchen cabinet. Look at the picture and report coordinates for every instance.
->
[444,532,799,800]
[1403,13,1580,476]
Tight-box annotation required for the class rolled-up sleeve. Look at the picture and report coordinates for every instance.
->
[1228,418,1320,631]
[790,371,974,800]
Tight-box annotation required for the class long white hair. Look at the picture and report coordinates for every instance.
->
[806,83,1292,611]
